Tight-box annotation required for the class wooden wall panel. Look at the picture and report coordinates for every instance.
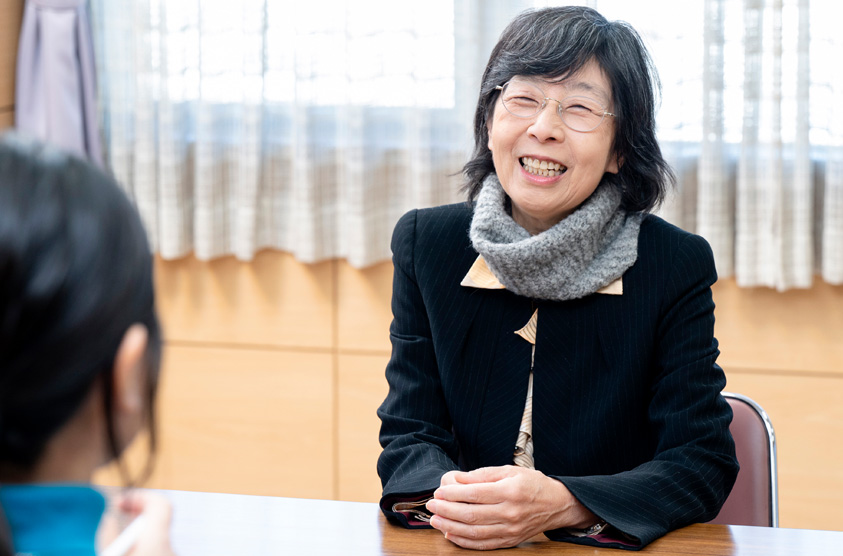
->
[713,279,843,375]
[725,371,843,531]
[0,0,24,110]
[155,252,335,349]
[156,345,334,498]
[337,261,393,353]
[97,344,335,499]
[337,353,390,502]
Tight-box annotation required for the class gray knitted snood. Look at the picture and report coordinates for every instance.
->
[469,174,643,301]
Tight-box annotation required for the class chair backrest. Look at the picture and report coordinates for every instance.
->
[710,392,779,527]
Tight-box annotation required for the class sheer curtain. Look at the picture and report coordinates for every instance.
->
[90,0,842,285]
[88,0,501,266]
[572,0,841,288]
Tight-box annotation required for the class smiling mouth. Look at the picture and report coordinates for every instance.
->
[520,157,567,177]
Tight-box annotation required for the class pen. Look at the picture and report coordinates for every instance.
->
[101,515,147,556]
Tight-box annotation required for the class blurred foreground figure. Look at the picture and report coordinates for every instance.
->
[0,134,175,556]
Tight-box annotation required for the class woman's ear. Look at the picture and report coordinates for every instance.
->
[606,152,622,174]
[113,324,149,416]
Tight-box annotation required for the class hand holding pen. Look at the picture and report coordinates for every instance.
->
[101,491,177,556]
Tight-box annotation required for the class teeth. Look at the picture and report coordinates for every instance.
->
[520,157,566,177]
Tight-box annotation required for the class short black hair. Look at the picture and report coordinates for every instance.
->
[0,135,161,478]
[463,6,674,213]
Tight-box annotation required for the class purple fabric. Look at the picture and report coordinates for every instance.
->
[15,0,103,166]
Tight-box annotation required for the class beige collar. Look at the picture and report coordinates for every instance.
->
[461,255,623,295]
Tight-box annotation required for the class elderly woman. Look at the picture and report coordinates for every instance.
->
[376,6,738,551]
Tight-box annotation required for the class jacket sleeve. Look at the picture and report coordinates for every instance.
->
[546,233,739,550]
[376,210,460,527]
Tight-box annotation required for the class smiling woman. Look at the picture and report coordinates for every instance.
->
[487,65,620,234]
[377,6,739,551]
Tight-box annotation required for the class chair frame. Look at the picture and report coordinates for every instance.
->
[722,391,779,527]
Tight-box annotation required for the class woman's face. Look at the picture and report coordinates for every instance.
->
[487,61,619,235]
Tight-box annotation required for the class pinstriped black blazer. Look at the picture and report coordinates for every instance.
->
[376,203,738,550]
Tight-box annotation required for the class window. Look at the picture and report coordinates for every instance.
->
[147,0,455,108]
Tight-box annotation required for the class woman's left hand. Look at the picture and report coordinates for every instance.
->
[425,465,597,550]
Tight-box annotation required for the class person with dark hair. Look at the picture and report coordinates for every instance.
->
[377,6,738,551]
[0,134,175,555]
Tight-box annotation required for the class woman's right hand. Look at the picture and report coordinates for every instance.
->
[439,470,462,488]
[114,491,177,556]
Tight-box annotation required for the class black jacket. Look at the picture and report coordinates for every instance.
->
[377,203,738,550]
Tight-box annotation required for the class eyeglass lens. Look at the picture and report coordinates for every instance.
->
[500,81,608,132]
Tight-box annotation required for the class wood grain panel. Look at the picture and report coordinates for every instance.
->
[337,260,393,353]
[155,252,335,349]
[724,371,843,531]
[96,344,335,499]
[337,353,390,502]
[0,0,24,109]
[714,278,843,375]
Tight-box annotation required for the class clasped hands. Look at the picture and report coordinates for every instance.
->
[425,465,597,550]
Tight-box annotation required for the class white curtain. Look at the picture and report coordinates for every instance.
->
[88,0,509,266]
[90,0,842,286]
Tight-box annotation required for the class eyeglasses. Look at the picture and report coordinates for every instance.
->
[495,79,615,133]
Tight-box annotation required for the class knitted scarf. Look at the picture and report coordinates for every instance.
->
[469,174,643,301]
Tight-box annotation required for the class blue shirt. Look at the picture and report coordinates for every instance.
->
[0,484,106,556]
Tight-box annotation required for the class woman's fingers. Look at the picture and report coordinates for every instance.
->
[430,514,524,550]
[454,465,518,484]
[438,470,461,487]
[433,469,527,505]
[430,512,510,534]
[440,533,517,551]
[433,482,505,505]
[443,465,518,486]
[113,492,177,556]
[427,496,519,526]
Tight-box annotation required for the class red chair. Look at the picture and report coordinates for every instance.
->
[711,392,779,527]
